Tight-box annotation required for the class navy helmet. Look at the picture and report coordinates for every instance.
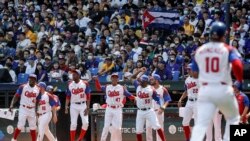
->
[210,22,227,37]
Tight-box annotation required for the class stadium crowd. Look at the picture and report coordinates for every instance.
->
[0,0,250,83]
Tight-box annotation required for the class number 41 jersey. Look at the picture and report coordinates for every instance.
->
[194,42,240,85]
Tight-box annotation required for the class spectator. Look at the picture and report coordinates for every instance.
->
[35,62,48,82]
[58,56,69,72]
[5,62,16,82]
[16,32,31,51]
[183,16,195,36]
[123,59,134,73]
[133,60,143,75]
[66,49,78,66]
[23,24,37,43]
[98,57,114,75]
[25,56,36,74]
[154,61,171,80]
[79,64,92,81]
[75,11,91,32]
[112,56,124,72]
[35,51,45,64]
[43,55,52,72]
[15,58,26,75]
[37,24,49,43]
[49,61,64,82]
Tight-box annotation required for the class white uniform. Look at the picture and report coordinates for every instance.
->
[15,83,40,130]
[182,76,199,126]
[206,109,222,141]
[191,42,240,141]
[134,81,161,134]
[100,84,129,141]
[37,92,56,141]
[66,80,90,131]
[146,85,171,141]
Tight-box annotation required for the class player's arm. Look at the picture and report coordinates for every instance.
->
[229,48,243,83]
[152,90,161,106]
[158,88,172,114]
[9,85,23,111]
[178,85,188,107]
[84,82,91,116]
[123,87,136,100]
[93,76,106,92]
[49,95,58,123]
[56,98,61,111]
[65,86,71,114]
[241,95,250,121]
[191,58,199,79]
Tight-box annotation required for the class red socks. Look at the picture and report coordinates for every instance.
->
[13,128,21,139]
[30,130,36,141]
[157,129,167,141]
[136,134,142,141]
[70,130,76,141]
[78,129,87,140]
[183,126,191,141]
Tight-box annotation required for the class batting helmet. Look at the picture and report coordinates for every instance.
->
[210,21,227,37]
[38,82,47,89]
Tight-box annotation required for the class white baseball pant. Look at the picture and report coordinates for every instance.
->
[206,109,222,141]
[37,112,56,141]
[182,100,197,126]
[70,103,89,131]
[17,107,37,130]
[190,84,240,141]
[136,108,161,134]
[101,107,122,141]
[146,110,164,141]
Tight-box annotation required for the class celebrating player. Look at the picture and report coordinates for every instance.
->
[65,69,91,141]
[37,82,58,141]
[178,64,198,141]
[131,68,167,141]
[190,21,243,141]
[233,81,250,124]
[146,74,171,141]
[10,74,40,141]
[93,72,136,141]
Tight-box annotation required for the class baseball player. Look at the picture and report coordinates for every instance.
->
[177,64,199,141]
[93,72,136,141]
[205,109,222,141]
[233,81,250,124]
[146,74,171,141]
[45,85,61,141]
[9,74,40,141]
[65,69,91,141]
[37,82,58,141]
[130,68,166,141]
[190,21,243,141]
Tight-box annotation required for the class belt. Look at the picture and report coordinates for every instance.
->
[74,101,86,105]
[37,112,48,116]
[22,105,35,109]
[202,82,227,86]
[138,108,151,111]
[189,98,197,102]
[107,105,120,109]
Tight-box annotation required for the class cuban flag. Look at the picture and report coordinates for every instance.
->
[143,10,180,29]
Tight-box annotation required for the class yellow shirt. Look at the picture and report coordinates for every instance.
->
[26,30,37,43]
[183,24,194,36]
[102,63,114,72]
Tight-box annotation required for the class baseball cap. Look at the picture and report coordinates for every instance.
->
[233,81,241,90]
[111,72,119,77]
[27,56,36,61]
[29,74,37,79]
[38,82,47,89]
[151,74,161,82]
[46,85,54,91]
[71,69,81,75]
[140,75,149,82]
[44,55,51,60]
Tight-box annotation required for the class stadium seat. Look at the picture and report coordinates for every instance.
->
[98,75,107,82]
[172,71,180,81]
[17,73,29,84]
[118,72,123,81]
[90,68,99,76]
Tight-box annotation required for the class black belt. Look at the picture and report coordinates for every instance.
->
[138,108,151,111]
[189,98,197,102]
[74,101,86,104]
[37,112,48,116]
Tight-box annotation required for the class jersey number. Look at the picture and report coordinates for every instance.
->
[205,57,219,73]
[193,88,198,94]
[145,99,150,104]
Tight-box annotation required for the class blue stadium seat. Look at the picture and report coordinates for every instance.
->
[17,73,29,84]
[172,71,180,81]
[98,75,107,82]
[90,68,99,76]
